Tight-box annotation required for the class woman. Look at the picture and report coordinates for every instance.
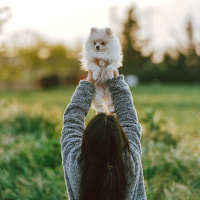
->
[61,71,146,200]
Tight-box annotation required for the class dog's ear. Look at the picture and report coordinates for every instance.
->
[105,27,113,36]
[90,27,97,34]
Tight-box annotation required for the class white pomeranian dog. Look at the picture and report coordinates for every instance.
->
[81,27,123,113]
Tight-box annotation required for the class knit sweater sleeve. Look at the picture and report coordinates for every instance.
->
[107,75,142,156]
[61,80,95,169]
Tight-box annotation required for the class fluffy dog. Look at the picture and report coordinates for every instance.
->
[81,27,123,113]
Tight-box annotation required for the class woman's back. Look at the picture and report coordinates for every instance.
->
[61,75,146,200]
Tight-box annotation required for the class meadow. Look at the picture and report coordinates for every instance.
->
[0,83,199,200]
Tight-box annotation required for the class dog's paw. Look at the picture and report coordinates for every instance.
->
[93,67,100,80]
[93,72,98,80]
[106,70,114,79]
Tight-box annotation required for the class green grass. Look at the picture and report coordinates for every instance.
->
[0,83,200,199]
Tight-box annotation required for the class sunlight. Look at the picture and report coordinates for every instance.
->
[1,0,200,49]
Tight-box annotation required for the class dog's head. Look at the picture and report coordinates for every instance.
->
[87,27,114,52]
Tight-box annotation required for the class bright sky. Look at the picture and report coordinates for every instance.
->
[0,0,200,51]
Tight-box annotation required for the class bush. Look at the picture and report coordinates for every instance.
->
[0,102,200,199]
[0,103,67,199]
[141,109,200,199]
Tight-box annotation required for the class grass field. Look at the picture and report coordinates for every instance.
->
[0,83,200,199]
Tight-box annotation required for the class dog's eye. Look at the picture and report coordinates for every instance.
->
[94,42,96,45]
[101,42,105,45]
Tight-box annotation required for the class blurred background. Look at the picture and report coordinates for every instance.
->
[0,0,200,199]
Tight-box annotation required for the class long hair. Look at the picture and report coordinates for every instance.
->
[79,113,130,200]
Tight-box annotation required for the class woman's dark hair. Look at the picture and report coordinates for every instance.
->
[79,113,130,200]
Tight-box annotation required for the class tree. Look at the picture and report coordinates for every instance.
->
[120,6,151,77]
[0,28,80,88]
[0,6,11,34]
[160,18,200,82]
[0,7,13,87]
[17,37,80,87]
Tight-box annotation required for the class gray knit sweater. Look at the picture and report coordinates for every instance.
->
[61,75,147,200]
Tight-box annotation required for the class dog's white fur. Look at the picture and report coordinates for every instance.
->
[81,27,123,113]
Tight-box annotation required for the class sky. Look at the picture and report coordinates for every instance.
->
[0,0,200,51]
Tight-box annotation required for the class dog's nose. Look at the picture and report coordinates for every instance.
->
[96,46,100,50]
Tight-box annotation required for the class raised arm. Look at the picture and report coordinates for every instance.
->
[106,73,142,155]
[61,79,95,167]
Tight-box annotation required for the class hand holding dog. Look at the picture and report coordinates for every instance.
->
[86,70,94,83]
[113,70,119,77]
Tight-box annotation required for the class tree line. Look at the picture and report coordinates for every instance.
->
[0,5,200,89]
[120,6,200,83]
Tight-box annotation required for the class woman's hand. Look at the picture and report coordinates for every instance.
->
[114,70,119,77]
[86,70,94,84]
